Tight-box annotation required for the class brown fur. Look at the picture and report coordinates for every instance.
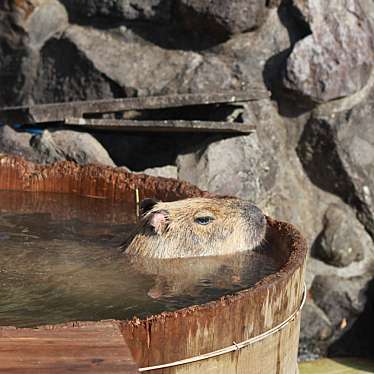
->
[122,197,266,259]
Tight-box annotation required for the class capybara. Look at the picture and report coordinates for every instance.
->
[122,197,266,259]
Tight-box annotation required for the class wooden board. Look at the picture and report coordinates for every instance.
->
[299,358,374,374]
[0,321,139,373]
[0,90,269,125]
[63,118,255,133]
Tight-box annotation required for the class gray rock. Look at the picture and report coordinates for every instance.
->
[34,6,290,103]
[176,0,269,36]
[214,6,293,91]
[283,0,374,103]
[176,100,284,202]
[32,37,126,104]
[311,274,371,327]
[2,5,291,105]
[297,90,374,238]
[0,0,68,106]
[32,130,116,166]
[61,0,268,38]
[300,300,332,341]
[142,165,178,179]
[30,130,65,163]
[0,126,35,161]
[63,25,236,96]
[0,127,115,166]
[60,0,172,22]
[314,204,365,267]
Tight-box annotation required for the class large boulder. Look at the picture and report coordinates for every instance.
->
[0,125,35,161]
[176,100,284,201]
[283,0,374,103]
[61,25,236,96]
[32,5,290,104]
[61,0,269,40]
[60,0,172,22]
[313,204,365,267]
[0,126,115,166]
[308,273,374,358]
[32,36,127,103]
[297,89,374,238]
[31,129,116,166]
[0,0,68,106]
[175,0,269,36]
[311,274,371,330]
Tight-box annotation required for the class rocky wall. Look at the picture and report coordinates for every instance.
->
[1,0,374,360]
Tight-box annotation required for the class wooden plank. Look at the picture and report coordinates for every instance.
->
[0,321,139,374]
[299,358,374,374]
[0,90,269,125]
[63,118,256,133]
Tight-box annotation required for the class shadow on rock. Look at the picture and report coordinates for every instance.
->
[328,277,374,358]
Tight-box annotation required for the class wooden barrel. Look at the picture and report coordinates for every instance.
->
[0,155,308,374]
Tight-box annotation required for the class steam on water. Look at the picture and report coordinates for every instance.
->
[0,191,282,327]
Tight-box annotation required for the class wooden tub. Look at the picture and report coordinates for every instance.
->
[0,155,308,374]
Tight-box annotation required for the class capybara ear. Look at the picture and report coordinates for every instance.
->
[140,198,159,214]
[148,210,168,234]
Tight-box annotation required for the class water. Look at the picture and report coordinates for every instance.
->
[0,190,283,327]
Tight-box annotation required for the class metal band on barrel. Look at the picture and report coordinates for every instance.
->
[139,282,307,372]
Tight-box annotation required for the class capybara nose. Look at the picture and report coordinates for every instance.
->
[242,203,266,228]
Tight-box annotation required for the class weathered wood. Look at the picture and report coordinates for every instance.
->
[0,156,307,374]
[0,91,269,125]
[0,321,139,374]
[299,358,374,374]
[63,118,256,133]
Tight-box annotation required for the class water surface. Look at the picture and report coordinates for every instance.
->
[0,190,282,327]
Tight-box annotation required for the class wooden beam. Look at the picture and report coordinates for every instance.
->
[0,321,139,374]
[0,90,269,125]
[63,118,256,133]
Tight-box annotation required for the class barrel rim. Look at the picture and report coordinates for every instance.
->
[0,154,308,329]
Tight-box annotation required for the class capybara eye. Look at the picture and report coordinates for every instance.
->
[195,216,214,225]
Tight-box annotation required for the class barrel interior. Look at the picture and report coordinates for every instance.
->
[0,155,308,374]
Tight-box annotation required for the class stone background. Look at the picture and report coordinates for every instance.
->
[1,0,374,360]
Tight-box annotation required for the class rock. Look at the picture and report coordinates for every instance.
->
[62,24,237,96]
[300,300,332,341]
[283,0,374,103]
[61,0,269,42]
[311,274,371,327]
[33,37,126,103]
[0,126,36,161]
[34,6,291,104]
[60,0,172,22]
[214,5,294,91]
[0,127,115,166]
[296,298,333,360]
[0,0,68,106]
[142,165,178,179]
[176,0,269,36]
[176,100,284,201]
[29,130,65,163]
[297,90,374,238]
[328,277,374,358]
[314,204,365,267]
[0,0,68,49]
[31,130,116,166]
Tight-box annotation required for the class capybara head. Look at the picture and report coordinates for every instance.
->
[123,197,266,259]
